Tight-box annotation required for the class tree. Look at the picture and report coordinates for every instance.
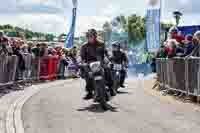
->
[25,32,33,40]
[45,34,55,41]
[114,15,128,32]
[103,21,112,45]
[173,11,182,26]
[58,33,67,42]
[3,24,13,29]
[128,14,145,43]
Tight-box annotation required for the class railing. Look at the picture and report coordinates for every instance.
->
[156,57,200,96]
[0,54,75,87]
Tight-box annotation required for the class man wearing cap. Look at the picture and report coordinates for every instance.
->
[80,29,112,100]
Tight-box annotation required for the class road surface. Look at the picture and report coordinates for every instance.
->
[22,78,200,133]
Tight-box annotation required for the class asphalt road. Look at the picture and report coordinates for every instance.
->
[22,78,200,133]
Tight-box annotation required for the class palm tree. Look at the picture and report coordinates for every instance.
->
[173,11,183,26]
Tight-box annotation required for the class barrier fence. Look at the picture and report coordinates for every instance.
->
[0,54,73,87]
[156,57,200,96]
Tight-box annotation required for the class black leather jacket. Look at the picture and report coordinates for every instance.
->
[110,51,128,65]
[80,41,106,63]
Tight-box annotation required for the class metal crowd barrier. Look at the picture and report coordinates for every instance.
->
[0,54,69,88]
[156,57,200,96]
[0,55,18,86]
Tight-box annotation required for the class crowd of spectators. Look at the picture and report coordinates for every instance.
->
[156,27,200,58]
[0,30,79,80]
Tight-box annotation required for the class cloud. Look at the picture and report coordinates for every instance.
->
[0,0,200,36]
[102,4,121,17]
[0,0,70,14]
[17,14,68,34]
[0,13,68,34]
[76,16,110,36]
[0,0,72,35]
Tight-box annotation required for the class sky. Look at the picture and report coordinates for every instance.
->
[0,0,199,36]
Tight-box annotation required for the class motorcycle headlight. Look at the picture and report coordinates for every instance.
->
[89,61,101,72]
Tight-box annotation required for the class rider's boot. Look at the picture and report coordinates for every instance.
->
[110,88,116,96]
[83,92,93,100]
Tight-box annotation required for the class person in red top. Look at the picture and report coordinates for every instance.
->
[168,27,185,44]
[175,34,185,44]
[164,40,177,58]
[55,46,62,57]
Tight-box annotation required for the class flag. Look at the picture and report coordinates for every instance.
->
[65,0,78,48]
[145,0,161,52]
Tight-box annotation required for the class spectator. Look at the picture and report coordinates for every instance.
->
[57,48,69,79]
[12,40,25,80]
[47,47,53,55]
[176,31,185,45]
[39,43,48,57]
[0,31,12,56]
[165,39,177,58]
[27,42,33,54]
[183,34,194,56]
[71,46,77,57]
[55,46,62,57]
[69,49,78,65]
[156,45,167,58]
[22,44,29,53]
[175,44,185,57]
[188,31,200,57]
[32,43,41,57]
[51,48,57,56]
[168,27,185,44]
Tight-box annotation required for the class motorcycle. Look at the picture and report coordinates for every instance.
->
[80,61,111,110]
[111,63,123,92]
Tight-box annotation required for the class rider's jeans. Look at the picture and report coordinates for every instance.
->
[120,70,126,86]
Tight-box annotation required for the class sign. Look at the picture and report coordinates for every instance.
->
[145,0,161,52]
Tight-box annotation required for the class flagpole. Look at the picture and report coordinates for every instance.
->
[65,0,78,48]
[159,0,162,47]
[71,0,78,48]
[71,7,77,48]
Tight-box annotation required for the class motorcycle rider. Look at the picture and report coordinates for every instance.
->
[80,29,114,100]
[110,42,128,88]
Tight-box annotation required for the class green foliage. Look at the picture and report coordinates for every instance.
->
[0,24,54,41]
[103,21,112,43]
[128,14,145,43]
[103,14,173,48]
[45,34,55,41]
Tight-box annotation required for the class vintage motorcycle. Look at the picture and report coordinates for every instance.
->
[111,63,123,92]
[80,61,111,110]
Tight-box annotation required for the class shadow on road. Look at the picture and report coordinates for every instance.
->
[77,103,118,113]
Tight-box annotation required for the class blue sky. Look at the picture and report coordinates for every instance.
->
[0,0,199,36]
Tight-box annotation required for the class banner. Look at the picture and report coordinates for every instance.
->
[65,0,78,48]
[145,0,161,52]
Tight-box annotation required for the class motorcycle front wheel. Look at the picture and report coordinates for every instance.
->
[94,79,108,110]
